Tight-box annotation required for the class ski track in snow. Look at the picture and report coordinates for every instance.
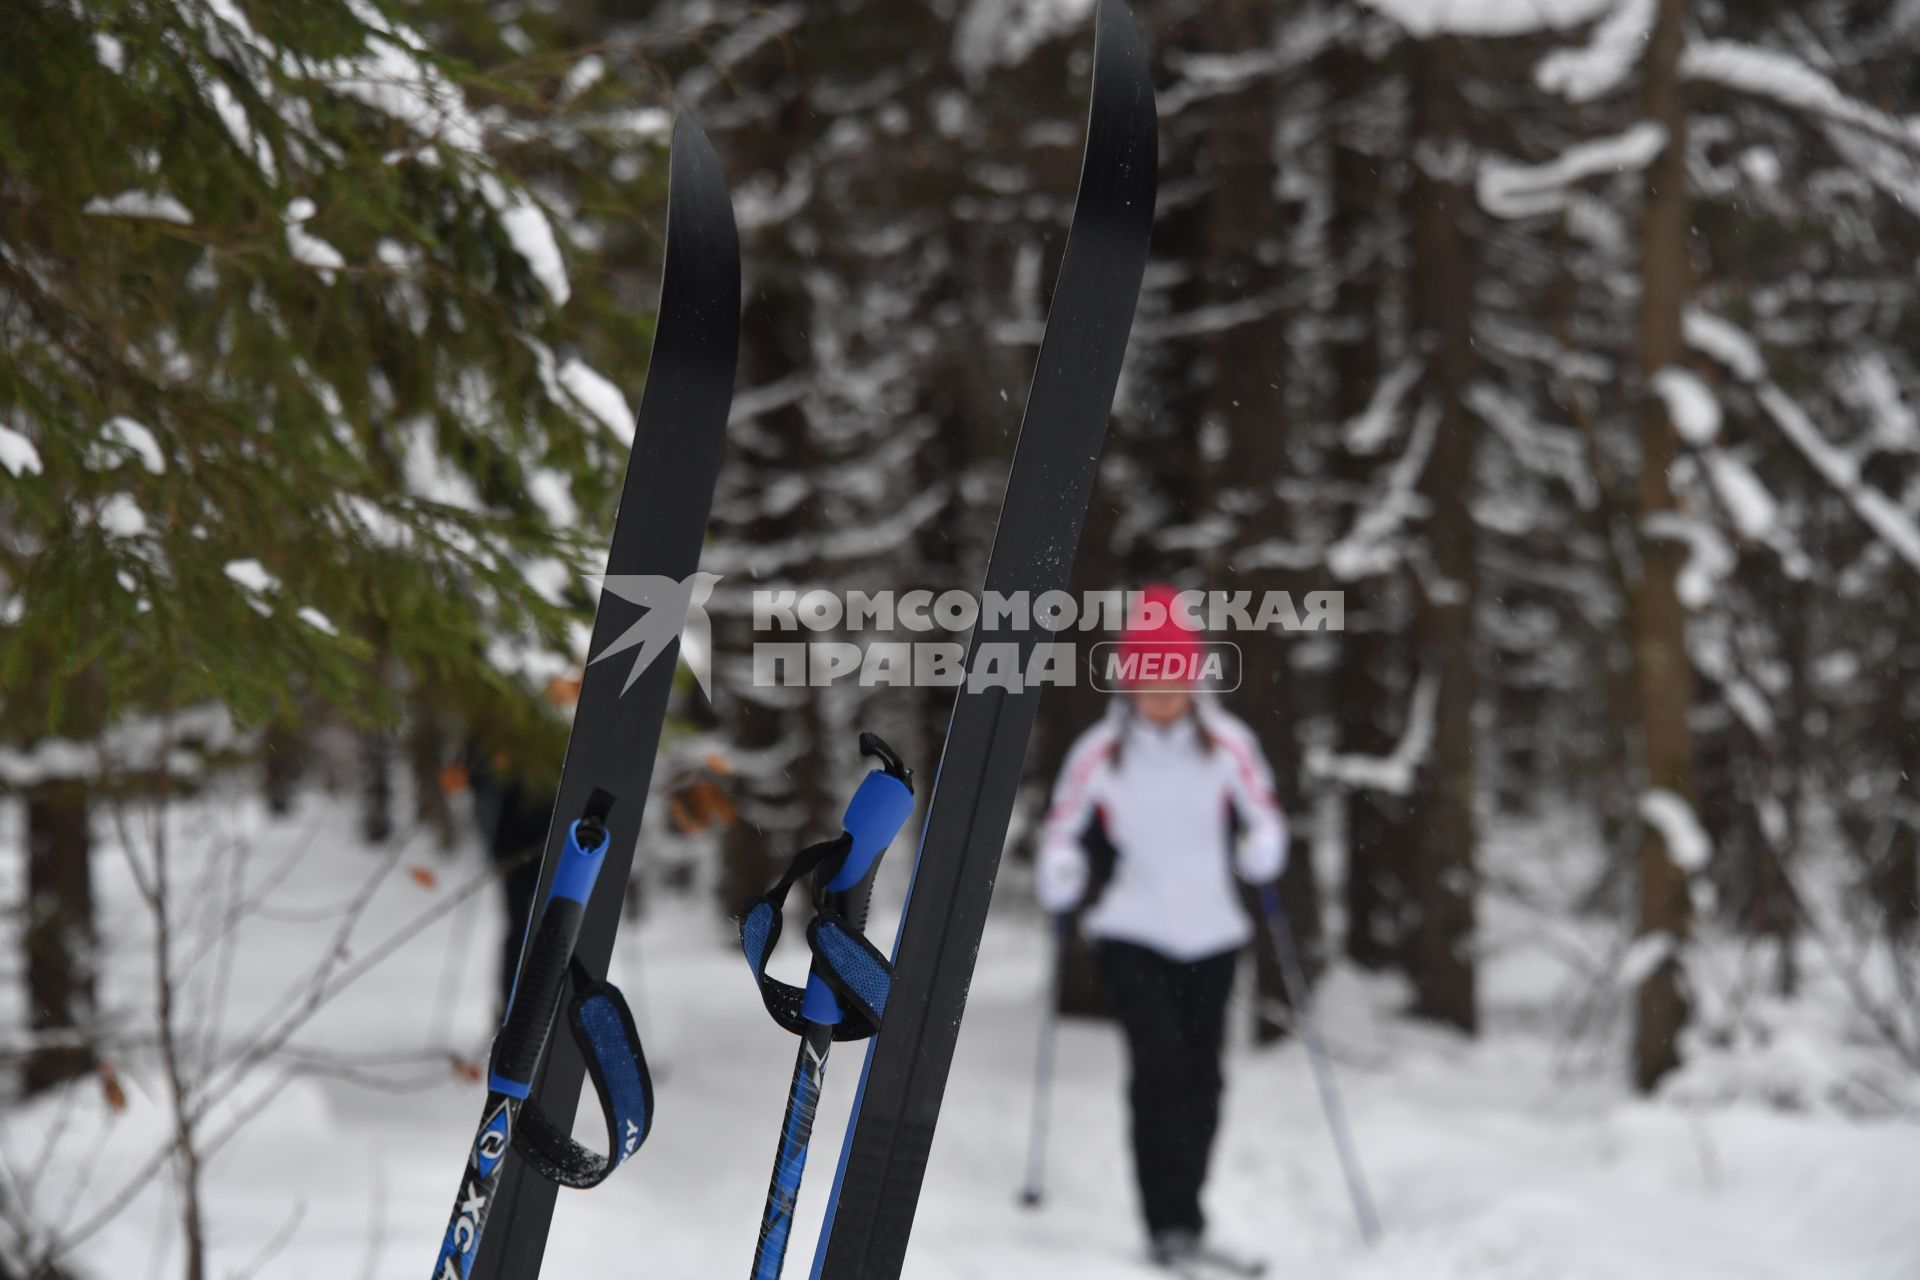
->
[0,789,1915,1279]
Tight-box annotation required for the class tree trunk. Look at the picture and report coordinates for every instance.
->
[1405,35,1480,1035]
[1328,40,1410,972]
[23,781,95,1095]
[409,694,455,853]
[1632,0,1699,1093]
[715,270,823,917]
[1172,0,1321,1041]
[359,727,394,845]
[262,717,304,816]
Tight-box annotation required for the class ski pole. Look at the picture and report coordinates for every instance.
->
[1257,885,1381,1246]
[1018,913,1069,1208]
[431,789,615,1280]
[750,737,915,1280]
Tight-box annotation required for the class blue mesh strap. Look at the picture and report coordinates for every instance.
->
[807,915,892,1029]
[511,958,654,1190]
[738,835,852,1037]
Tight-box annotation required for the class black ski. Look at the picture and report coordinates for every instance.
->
[809,3,1157,1275]
[468,114,741,1280]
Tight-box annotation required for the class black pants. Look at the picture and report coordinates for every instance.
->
[1097,940,1238,1239]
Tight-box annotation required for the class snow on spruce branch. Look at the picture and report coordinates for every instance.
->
[1535,0,1655,102]
[0,705,248,787]
[165,0,573,304]
[1327,404,1439,582]
[1682,40,1920,171]
[1479,122,1668,220]
[1638,788,1711,873]
[1358,0,1611,39]
[1306,672,1439,796]
[1687,309,1920,576]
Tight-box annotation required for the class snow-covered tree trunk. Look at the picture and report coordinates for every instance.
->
[1405,34,1480,1035]
[1329,33,1411,974]
[1631,0,1699,1093]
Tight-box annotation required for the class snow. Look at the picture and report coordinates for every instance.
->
[5,790,1915,1278]
[560,358,634,443]
[0,422,43,477]
[1479,122,1668,220]
[1758,384,1920,576]
[200,74,278,183]
[1686,41,1920,209]
[297,606,338,636]
[401,418,483,511]
[481,177,571,307]
[953,0,1096,81]
[101,415,167,474]
[526,467,579,529]
[1358,0,1612,38]
[1684,308,1766,382]
[1705,454,1778,542]
[285,200,346,283]
[1469,383,1598,507]
[1342,361,1420,456]
[312,4,571,305]
[223,558,278,594]
[1307,673,1438,796]
[1618,930,1675,988]
[1535,0,1655,102]
[0,704,242,786]
[83,191,193,224]
[94,31,125,73]
[1638,788,1711,873]
[1846,353,1919,453]
[94,493,147,539]
[1651,367,1721,445]
[1683,40,1920,158]
[1644,511,1733,609]
[557,53,607,106]
[1327,406,1438,582]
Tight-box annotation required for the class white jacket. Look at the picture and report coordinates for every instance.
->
[1037,700,1287,962]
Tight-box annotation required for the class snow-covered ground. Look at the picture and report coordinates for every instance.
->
[3,785,1917,1278]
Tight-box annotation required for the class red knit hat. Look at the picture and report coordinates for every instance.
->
[1115,583,1202,688]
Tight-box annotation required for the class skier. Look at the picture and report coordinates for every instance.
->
[1037,584,1285,1273]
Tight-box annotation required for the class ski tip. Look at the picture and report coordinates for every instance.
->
[662,110,742,307]
[668,114,724,191]
[670,113,708,157]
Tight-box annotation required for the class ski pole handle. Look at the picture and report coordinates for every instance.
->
[801,750,915,1025]
[1258,883,1283,920]
[489,793,615,1096]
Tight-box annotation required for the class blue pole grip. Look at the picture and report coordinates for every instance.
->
[1259,883,1283,919]
[802,769,915,1024]
[824,771,916,894]
[548,817,612,905]
[489,811,614,1096]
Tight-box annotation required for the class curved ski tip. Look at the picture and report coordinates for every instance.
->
[664,112,740,260]
[669,114,720,174]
